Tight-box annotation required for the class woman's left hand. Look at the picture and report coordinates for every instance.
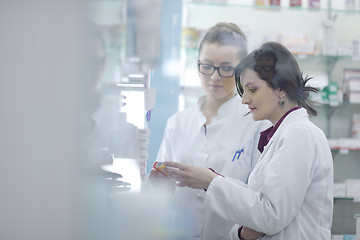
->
[162,162,218,190]
[240,226,265,240]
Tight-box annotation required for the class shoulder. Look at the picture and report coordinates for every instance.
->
[169,106,198,120]
[166,106,199,126]
[281,117,327,143]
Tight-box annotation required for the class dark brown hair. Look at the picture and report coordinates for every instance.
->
[235,42,318,116]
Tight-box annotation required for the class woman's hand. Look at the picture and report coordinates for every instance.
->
[149,168,176,189]
[239,226,264,240]
[162,162,218,190]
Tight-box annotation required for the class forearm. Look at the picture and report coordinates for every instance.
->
[205,177,285,235]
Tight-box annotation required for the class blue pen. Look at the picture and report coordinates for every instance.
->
[146,110,151,122]
[232,147,244,162]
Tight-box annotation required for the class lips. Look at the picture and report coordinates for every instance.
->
[208,84,223,90]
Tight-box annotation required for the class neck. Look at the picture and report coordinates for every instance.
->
[204,93,235,113]
[270,103,299,126]
[202,93,235,125]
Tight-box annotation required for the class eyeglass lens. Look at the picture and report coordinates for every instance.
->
[198,64,234,77]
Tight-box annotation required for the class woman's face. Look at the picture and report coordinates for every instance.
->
[198,43,239,101]
[240,68,283,125]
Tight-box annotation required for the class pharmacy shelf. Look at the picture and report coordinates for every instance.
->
[101,82,147,91]
[333,197,360,204]
[185,1,360,14]
[328,136,360,151]
[182,47,355,58]
[334,197,357,200]
[330,146,360,151]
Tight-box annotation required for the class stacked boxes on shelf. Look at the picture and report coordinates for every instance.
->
[181,27,199,50]
[353,37,360,60]
[345,179,360,199]
[137,128,150,179]
[321,20,337,56]
[328,138,360,151]
[334,182,347,198]
[290,0,302,7]
[331,234,357,240]
[323,81,340,106]
[278,31,315,55]
[308,0,321,9]
[334,179,360,199]
[352,113,360,138]
[343,68,360,104]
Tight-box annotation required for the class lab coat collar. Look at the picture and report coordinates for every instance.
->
[259,107,308,156]
[196,96,207,129]
[197,94,248,119]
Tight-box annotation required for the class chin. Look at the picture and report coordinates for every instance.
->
[251,114,262,122]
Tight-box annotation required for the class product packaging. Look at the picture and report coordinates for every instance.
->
[182,27,198,49]
[326,81,339,106]
[353,38,360,60]
[254,0,268,6]
[355,214,360,240]
[343,68,360,104]
[352,114,360,139]
[308,0,320,9]
[290,0,302,7]
[345,0,357,10]
[270,0,280,6]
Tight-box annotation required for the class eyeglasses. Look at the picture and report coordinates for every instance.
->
[198,63,235,77]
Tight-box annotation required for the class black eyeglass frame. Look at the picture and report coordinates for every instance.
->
[198,63,235,77]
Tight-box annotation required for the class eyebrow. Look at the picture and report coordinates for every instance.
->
[242,82,256,88]
[199,59,234,66]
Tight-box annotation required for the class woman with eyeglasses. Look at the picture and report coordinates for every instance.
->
[149,23,270,240]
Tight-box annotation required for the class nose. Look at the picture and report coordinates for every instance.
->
[241,90,250,105]
[211,68,222,81]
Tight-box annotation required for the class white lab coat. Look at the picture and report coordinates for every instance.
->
[205,108,334,240]
[156,95,270,240]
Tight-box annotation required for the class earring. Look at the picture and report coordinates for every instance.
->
[278,95,285,108]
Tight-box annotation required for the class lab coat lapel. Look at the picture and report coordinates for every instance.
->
[253,138,274,172]
[253,108,308,169]
[260,138,274,157]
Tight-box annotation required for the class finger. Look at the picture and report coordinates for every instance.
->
[150,169,158,174]
[162,167,181,178]
[150,169,161,176]
[164,165,187,177]
[164,161,186,170]
[176,182,186,187]
[150,169,167,178]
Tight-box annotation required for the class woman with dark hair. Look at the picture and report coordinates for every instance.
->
[150,23,270,240]
[163,42,333,240]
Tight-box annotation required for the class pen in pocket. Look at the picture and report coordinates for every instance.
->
[232,147,244,162]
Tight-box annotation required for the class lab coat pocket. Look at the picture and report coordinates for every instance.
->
[223,147,252,183]
[229,146,248,163]
[232,147,252,169]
